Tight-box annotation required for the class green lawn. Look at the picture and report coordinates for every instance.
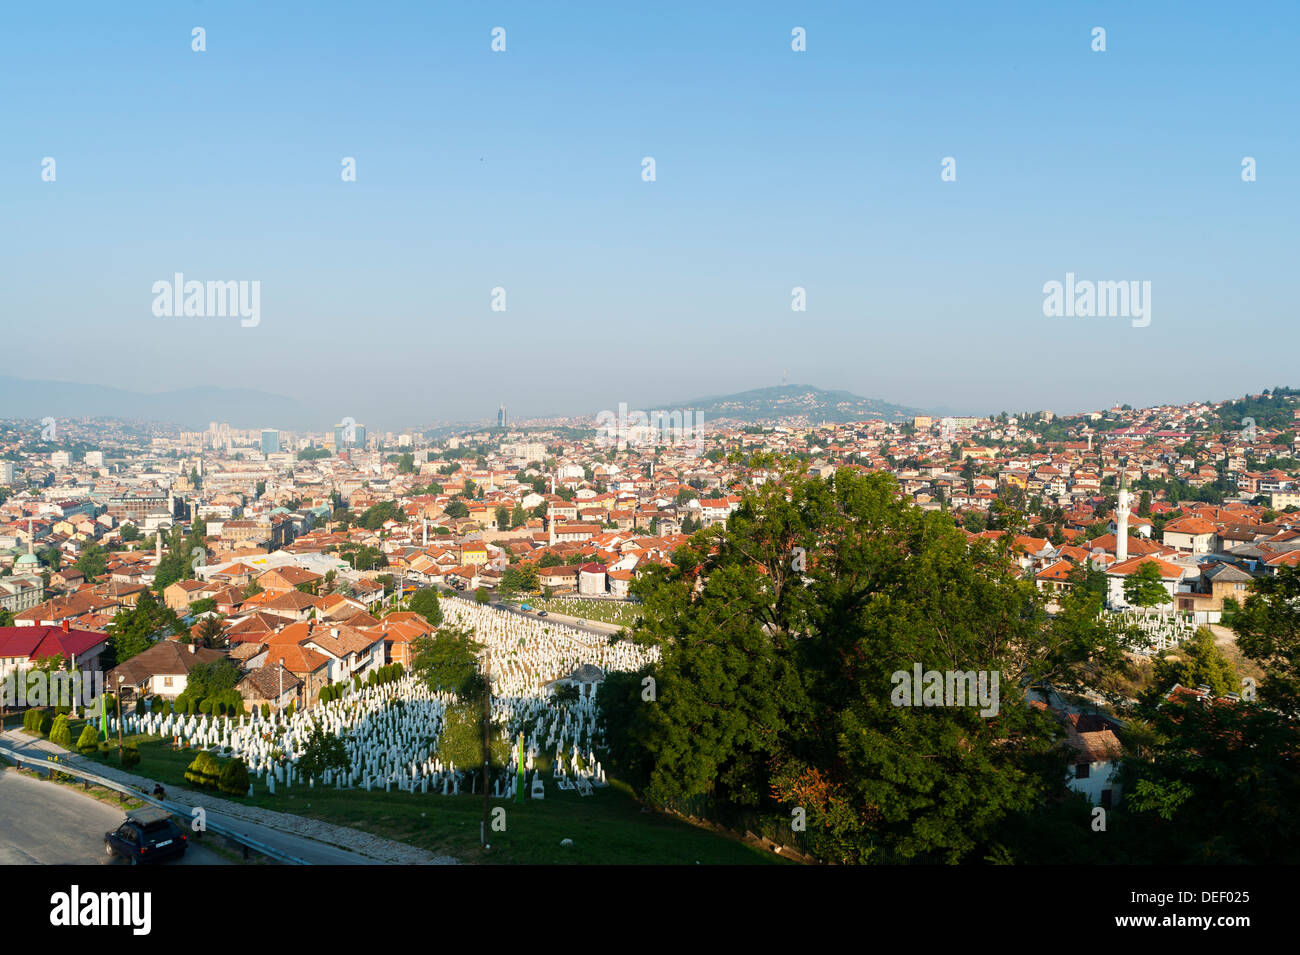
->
[81,733,785,865]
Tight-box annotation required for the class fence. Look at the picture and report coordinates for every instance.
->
[0,742,307,864]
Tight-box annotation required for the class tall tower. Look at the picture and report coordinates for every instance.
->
[1116,465,1130,564]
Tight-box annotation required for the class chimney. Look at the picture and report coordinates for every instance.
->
[61,619,69,633]
[188,643,196,654]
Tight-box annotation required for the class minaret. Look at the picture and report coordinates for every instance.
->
[1116,467,1130,564]
[26,518,33,555]
[155,531,162,562]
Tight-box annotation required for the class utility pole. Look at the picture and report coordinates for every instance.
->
[481,661,491,848]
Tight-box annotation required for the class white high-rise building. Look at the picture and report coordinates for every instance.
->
[85,451,105,468]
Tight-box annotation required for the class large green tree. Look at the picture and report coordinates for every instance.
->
[605,467,1129,864]
[408,587,444,626]
[1123,560,1172,609]
[1229,565,1300,717]
[1149,627,1237,699]
[411,623,484,700]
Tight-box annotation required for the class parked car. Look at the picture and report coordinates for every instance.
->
[104,807,187,864]
[536,610,548,617]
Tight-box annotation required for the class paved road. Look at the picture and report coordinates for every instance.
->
[2,730,453,865]
[0,767,228,866]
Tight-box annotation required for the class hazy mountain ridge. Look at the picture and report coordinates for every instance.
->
[657,385,930,423]
[0,378,935,432]
[0,377,311,431]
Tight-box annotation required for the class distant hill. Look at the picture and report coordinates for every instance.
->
[0,377,311,431]
[657,385,927,424]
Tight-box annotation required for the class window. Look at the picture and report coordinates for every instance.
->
[163,676,174,687]
[1075,763,1090,779]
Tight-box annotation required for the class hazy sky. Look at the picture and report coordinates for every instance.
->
[4,1,1297,430]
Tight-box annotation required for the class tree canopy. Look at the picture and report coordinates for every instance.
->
[411,623,484,701]
[603,468,1132,863]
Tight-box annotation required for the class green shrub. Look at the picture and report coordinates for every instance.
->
[76,723,100,754]
[218,757,250,796]
[199,700,212,715]
[184,751,222,789]
[48,714,72,747]
[435,703,509,769]
[120,745,141,770]
[285,701,295,719]
[260,703,271,720]
[36,710,54,736]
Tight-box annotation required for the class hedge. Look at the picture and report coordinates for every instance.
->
[48,714,72,748]
[22,708,44,732]
[218,757,250,796]
[184,751,222,789]
[120,745,141,770]
[76,723,100,754]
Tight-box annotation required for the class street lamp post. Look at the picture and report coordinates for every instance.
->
[481,663,492,847]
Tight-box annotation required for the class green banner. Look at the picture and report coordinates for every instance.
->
[517,733,525,802]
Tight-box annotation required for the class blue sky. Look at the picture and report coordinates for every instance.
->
[3,1,1297,429]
